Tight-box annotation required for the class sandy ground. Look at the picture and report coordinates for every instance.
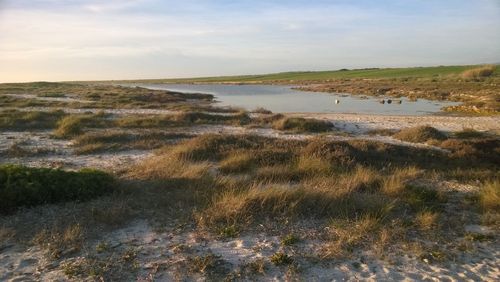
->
[292,112,500,134]
[4,94,94,103]
[1,218,498,281]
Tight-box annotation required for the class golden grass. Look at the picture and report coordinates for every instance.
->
[127,151,211,180]
[381,167,421,196]
[33,224,84,259]
[219,152,255,173]
[198,181,391,230]
[461,65,496,79]
[479,181,500,212]
[323,215,383,258]
[415,210,439,231]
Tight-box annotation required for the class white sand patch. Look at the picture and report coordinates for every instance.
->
[0,130,152,171]
[1,106,179,115]
[0,130,70,153]
[0,150,153,172]
[4,93,93,103]
[292,113,500,134]
[3,220,496,281]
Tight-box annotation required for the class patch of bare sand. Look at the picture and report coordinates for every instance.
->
[291,113,500,134]
[0,130,152,171]
[1,220,497,281]
[4,94,93,103]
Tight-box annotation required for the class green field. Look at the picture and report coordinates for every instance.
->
[110,65,498,84]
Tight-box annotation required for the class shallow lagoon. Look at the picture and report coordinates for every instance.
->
[140,84,459,115]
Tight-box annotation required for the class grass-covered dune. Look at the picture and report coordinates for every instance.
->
[0,82,214,110]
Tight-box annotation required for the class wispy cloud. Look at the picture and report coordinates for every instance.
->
[0,0,499,82]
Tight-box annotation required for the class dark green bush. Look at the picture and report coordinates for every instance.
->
[0,165,115,213]
[272,117,332,133]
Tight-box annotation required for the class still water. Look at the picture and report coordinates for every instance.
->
[140,84,459,115]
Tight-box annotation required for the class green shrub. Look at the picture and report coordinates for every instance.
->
[174,111,251,125]
[272,117,332,133]
[0,165,115,213]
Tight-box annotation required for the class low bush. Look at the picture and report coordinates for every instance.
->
[0,165,115,213]
[453,128,487,139]
[272,117,332,133]
[393,126,447,143]
[0,110,66,130]
[174,111,251,126]
[439,138,500,164]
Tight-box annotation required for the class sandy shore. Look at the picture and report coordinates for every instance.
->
[291,112,500,134]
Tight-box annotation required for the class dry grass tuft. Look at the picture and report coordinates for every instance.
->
[73,131,190,154]
[127,151,210,180]
[33,224,84,259]
[219,152,255,173]
[461,65,496,79]
[415,210,439,231]
[381,167,421,196]
[323,215,384,258]
[393,126,447,143]
[53,116,85,138]
[198,183,390,230]
[479,181,500,212]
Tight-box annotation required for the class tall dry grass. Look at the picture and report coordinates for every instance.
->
[461,65,496,79]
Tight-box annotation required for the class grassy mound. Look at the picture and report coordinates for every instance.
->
[461,65,496,79]
[199,185,389,228]
[174,111,251,126]
[272,117,332,133]
[393,126,447,143]
[0,165,115,213]
[73,131,191,154]
[0,110,66,130]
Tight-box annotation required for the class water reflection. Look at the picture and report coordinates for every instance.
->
[138,84,459,115]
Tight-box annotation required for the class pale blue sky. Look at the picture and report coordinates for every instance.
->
[0,0,499,82]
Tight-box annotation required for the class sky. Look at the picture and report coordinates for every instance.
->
[0,0,499,82]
